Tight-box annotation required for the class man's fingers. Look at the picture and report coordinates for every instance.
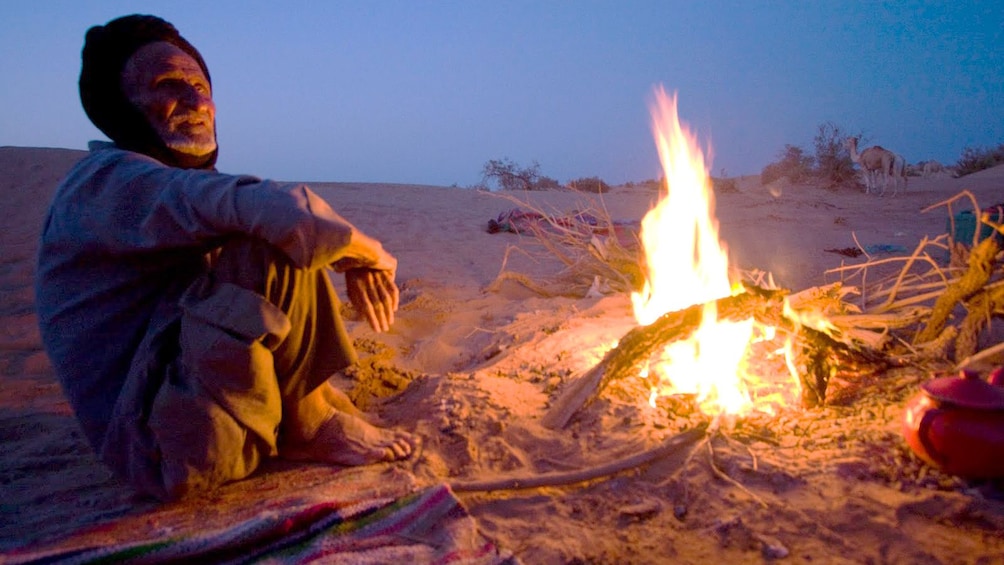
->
[346,268,398,333]
[366,272,398,330]
[362,272,391,331]
[359,293,381,332]
[376,271,398,322]
[382,271,400,311]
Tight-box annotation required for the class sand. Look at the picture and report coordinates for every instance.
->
[2,145,1003,563]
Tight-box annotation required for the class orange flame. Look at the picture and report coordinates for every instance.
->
[632,87,796,417]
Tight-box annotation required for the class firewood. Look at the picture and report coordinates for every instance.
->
[543,286,890,429]
[543,287,786,430]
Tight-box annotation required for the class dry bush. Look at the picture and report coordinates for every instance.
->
[712,175,739,193]
[481,158,542,191]
[827,191,1004,365]
[955,143,1004,177]
[567,176,611,193]
[487,193,640,298]
[812,122,858,188]
[535,175,563,190]
[761,144,813,185]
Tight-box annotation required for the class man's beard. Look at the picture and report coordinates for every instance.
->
[159,117,216,157]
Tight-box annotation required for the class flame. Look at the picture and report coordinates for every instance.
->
[631,87,798,417]
[632,89,733,325]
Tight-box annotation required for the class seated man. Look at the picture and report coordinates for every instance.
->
[35,14,417,501]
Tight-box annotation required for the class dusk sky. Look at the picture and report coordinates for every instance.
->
[2,1,1001,186]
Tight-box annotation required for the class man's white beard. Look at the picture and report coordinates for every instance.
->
[161,130,217,156]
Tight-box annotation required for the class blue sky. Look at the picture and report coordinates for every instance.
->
[1,1,1001,186]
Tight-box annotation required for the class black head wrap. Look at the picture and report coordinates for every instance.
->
[79,14,217,169]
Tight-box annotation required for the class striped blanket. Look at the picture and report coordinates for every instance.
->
[5,470,516,564]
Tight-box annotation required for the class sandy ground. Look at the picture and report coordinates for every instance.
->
[2,145,1004,564]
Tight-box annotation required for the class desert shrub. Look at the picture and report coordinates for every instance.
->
[638,178,663,191]
[534,175,563,190]
[760,162,785,185]
[481,158,542,191]
[813,122,858,186]
[955,143,1004,177]
[712,175,739,193]
[567,176,611,193]
[761,144,813,185]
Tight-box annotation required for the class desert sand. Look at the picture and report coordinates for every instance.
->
[2,145,1003,563]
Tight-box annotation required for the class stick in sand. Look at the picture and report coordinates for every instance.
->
[450,423,708,493]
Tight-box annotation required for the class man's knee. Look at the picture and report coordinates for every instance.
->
[210,237,303,297]
[148,380,267,500]
[180,278,293,347]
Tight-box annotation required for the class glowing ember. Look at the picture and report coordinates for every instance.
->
[631,87,798,417]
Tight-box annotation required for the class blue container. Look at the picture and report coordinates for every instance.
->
[948,209,1004,247]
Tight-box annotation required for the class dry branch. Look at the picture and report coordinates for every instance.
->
[450,424,708,493]
[916,236,1000,344]
[956,283,1004,361]
[821,191,1004,364]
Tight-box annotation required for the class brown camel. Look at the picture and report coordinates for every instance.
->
[846,137,897,196]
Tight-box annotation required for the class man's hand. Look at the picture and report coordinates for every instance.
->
[331,231,397,273]
[345,268,399,332]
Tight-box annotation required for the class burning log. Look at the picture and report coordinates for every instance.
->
[543,286,889,429]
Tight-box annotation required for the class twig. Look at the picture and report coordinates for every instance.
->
[851,232,869,306]
[705,435,768,508]
[450,424,708,493]
[922,189,982,245]
[719,430,759,472]
[956,340,1004,370]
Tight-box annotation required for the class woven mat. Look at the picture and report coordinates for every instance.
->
[4,465,516,564]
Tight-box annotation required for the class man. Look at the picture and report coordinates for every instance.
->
[35,14,417,501]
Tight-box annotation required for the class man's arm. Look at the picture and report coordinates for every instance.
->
[78,147,380,271]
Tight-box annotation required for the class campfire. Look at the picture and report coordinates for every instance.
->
[630,87,800,419]
[476,85,1004,495]
[542,87,883,430]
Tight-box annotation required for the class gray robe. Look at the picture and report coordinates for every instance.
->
[36,142,359,499]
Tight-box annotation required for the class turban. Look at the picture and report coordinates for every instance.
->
[79,14,217,169]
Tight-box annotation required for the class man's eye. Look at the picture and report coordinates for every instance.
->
[155,78,185,90]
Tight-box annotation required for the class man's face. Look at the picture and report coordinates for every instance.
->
[120,41,216,157]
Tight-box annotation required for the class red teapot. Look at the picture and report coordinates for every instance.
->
[902,368,1004,478]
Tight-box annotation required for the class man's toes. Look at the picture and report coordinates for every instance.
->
[388,440,410,460]
[377,433,416,461]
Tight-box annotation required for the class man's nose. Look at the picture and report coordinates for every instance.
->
[182,87,213,111]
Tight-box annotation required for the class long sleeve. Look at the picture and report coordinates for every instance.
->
[34,144,360,450]
[48,145,356,269]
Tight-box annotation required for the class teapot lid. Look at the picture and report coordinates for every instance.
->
[921,369,1004,410]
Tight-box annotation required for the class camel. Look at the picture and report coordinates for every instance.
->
[890,152,908,195]
[846,137,899,196]
[923,160,943,177]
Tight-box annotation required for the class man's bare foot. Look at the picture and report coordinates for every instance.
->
[282,408,418,466]
[281,384,417,465]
